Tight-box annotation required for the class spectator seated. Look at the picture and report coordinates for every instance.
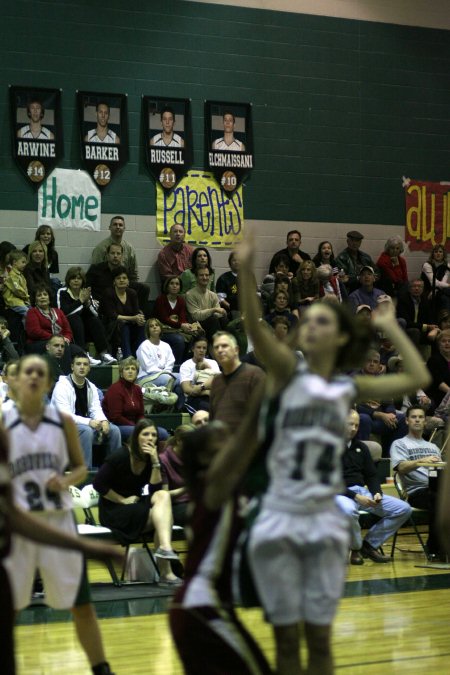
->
[153,275,201,365]
[100,266,146,358]
[93,419,182,585]
[179,336,220,413]
[57,266,115,365]
[51,353,121,468]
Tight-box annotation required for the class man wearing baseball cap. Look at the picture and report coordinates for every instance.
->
[348,265,386,313]
[335,231,378,293]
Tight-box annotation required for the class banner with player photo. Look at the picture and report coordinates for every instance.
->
[77,91,128,191]
[143,96,192,191]
[404,176,450,251]
[205,100,254,193]
[10,85,63,188]
[156,170,244,248]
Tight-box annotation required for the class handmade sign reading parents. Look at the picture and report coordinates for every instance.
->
[156,170,244,248]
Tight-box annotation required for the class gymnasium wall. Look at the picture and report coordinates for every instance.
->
[2,0,450,288]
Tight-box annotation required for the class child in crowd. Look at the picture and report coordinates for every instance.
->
[3,250,30,316]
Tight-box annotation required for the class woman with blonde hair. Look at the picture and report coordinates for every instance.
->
[24,240,51,299]
[102,356,145,443]
[295,260,320,308]
[136,318,181,395]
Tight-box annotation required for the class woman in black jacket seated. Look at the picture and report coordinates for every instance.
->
[57,266,115,365]
[93,418,181,585]
[24,224,61,290]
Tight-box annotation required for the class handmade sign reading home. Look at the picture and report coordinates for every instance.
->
[38,168,101,230]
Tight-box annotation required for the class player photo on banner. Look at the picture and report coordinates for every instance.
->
[205,101,254,193]
[77,91,128,190]
[143,96,192,191]
[10,85,63,188]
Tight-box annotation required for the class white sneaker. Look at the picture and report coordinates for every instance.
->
[101,353,117,364]
[87,354,101,366]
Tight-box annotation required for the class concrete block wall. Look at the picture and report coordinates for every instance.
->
[4,209,425,299]
[0,0,448,291]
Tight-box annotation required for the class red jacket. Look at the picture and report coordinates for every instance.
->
[153,294,188,329]
[25,307,73,343]
[102,378,145,426]
[376,251,408,284]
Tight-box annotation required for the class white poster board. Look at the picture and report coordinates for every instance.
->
[38,168,101,230]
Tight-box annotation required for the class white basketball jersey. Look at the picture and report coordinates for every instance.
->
[262,361,356,513]
[86,128,118,143]
[18,124,53,140]
[213,137,244,151]
[4,404,73,513]
[151,132,183,147]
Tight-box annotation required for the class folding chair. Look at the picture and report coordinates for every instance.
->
[390,472,429,558]
[70,484,123,585]
[70,485,184,585]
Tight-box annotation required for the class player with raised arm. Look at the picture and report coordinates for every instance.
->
[207,233,430,675]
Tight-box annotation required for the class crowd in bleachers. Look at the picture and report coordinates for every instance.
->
[1,220,450,566]
[1,223,450,420]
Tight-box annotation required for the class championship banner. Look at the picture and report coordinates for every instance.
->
[38,168,101,230]
[77,91,128,190]
[143,96,192,191]
[404,177,450,251]
[10,85,63,188]
[205,100,254,193]
[156,170,244,248]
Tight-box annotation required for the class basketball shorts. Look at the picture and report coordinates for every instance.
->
[0,563,15,674]
[169,604,272,675]
[248,506,349,626]
[4,511,88,610]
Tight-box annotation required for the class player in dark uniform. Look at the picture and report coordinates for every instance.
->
[0,421,123,675]
[169,422,272,675]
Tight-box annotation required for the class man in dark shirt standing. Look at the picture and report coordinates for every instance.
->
[336,410,411,565]
[209,331,265,429]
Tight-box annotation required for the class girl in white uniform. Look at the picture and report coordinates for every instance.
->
[236,234,430,675]
[3,354,116,675]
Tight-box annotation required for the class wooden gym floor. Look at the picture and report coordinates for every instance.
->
[13,533,450,675]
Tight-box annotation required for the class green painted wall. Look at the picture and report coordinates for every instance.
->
[2,0,450,224]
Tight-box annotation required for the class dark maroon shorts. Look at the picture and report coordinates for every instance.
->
[169,604,271,675]
[0,564,15,675]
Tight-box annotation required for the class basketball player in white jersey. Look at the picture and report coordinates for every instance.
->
[85,101,120,144]
[150,106,184,148]
[212,111,245,151]
[231,233,430,675]
[3,355,117,675]
[17,100,54,140]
